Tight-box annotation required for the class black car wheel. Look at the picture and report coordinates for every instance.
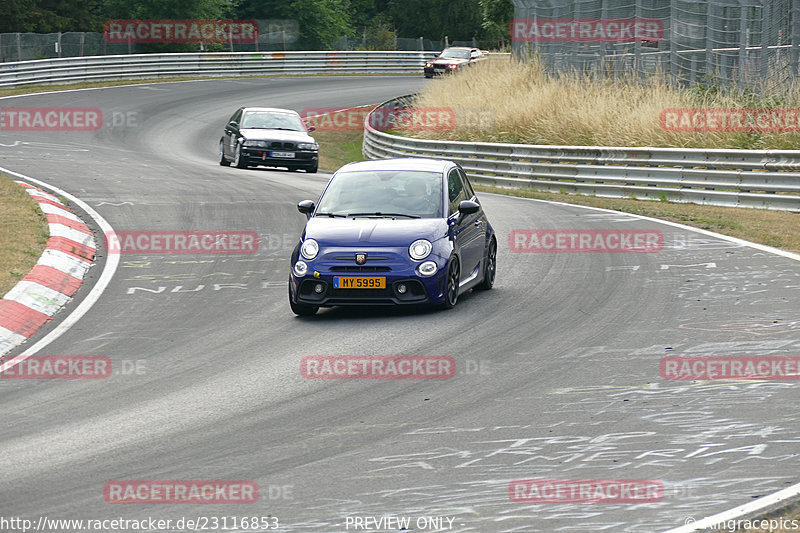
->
[476,237,496,290]
[307,161,318,174]
[233,143,248,169]
[289,284,318,316]
[440,256,460,309]
[219,140,231,166]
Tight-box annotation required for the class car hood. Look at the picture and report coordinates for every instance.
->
[430,58,469,66]
[305,217,447,246]
[240,129,314,142]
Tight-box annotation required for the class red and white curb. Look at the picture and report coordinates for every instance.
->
[0,181,96,355]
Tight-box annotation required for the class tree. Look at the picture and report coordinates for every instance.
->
[238,0,351,49]
[479,0,514,47]
[385,0,482,41]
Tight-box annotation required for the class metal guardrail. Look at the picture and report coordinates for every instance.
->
[363,97,800,212]
[0,51,441,88]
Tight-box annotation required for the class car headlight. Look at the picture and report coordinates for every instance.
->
[409,239,432,260]
[297,142,318,151]
[243,140,267,147]
[417,261,438,276]
[447,64,459,69]
[425,63,433,68]
[300,239,319,260]
[293,260,308,277]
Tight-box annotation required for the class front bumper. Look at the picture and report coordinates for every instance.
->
[290,274,439,306]
[241,148,318,167]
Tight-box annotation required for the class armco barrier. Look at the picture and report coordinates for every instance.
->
[0,51,443,88]
[362,96,800,212]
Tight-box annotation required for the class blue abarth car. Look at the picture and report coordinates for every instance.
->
[288,158,496,315]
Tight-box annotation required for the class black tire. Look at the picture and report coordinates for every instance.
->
[233,143,248,169]
[218,140,230,166]
[307,161,318,174]
[289,284,318,316]
[476,237,496,290]
[439,256,460,310]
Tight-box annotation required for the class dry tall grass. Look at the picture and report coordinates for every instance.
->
[412,57,800,149]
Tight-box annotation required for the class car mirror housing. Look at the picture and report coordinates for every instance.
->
[306,125,316,132]
[458,199,480,215]
[298,200,315,219]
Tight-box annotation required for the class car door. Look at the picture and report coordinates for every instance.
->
[224,109,243,157]
[447,168,482,283]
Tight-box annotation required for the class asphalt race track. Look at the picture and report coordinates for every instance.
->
[1,76,799,533]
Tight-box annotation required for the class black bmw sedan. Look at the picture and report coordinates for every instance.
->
[219,107,319,173]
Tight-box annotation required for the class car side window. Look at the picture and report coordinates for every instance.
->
[448,169,468,216]
[458,168,475,199]
[229,110,242,125]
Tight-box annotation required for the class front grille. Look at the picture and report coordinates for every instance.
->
[333,256,389,261]
[270,141,294,150]
[331,266,391,272]
[331,288,391,298]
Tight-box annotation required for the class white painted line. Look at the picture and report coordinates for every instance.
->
[3,281,71,316]
[0,167,119,362]
[38,202,83,221]
[48,223,95,245]
[484,191,800,532]
[491,193,800,262]
[37,249,92,277]
[25,188,60,203]
[663,480,800,532]
[0,327,27,355]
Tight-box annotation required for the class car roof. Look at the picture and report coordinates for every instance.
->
[443,47,476,51]
[336,158,455,174]
[240,107,300,115]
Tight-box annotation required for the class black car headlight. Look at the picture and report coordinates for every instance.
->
[297,142,318,151]
[409,239,432,260]
[300,239,319,260]
[243,140,268,148]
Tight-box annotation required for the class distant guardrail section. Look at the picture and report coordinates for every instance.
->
[0,51,443,88]
[363,96,800,212]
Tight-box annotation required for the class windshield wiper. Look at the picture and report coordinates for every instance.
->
[346,212,420,219]
[315,212,347,218]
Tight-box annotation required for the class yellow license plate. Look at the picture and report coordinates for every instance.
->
[334,276,386,289]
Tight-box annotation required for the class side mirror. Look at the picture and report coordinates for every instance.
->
[306,125,316,132]
[297,200,315,219]
[228,121,238,128]
[458,199,480,216]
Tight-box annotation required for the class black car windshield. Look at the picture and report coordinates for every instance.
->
[316,170,444,219]
[241,111,305,131]
[440,49,470,59]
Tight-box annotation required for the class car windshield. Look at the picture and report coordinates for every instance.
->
[440,49,470,59]
[241,111,305,131]
[316,170,444,219]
